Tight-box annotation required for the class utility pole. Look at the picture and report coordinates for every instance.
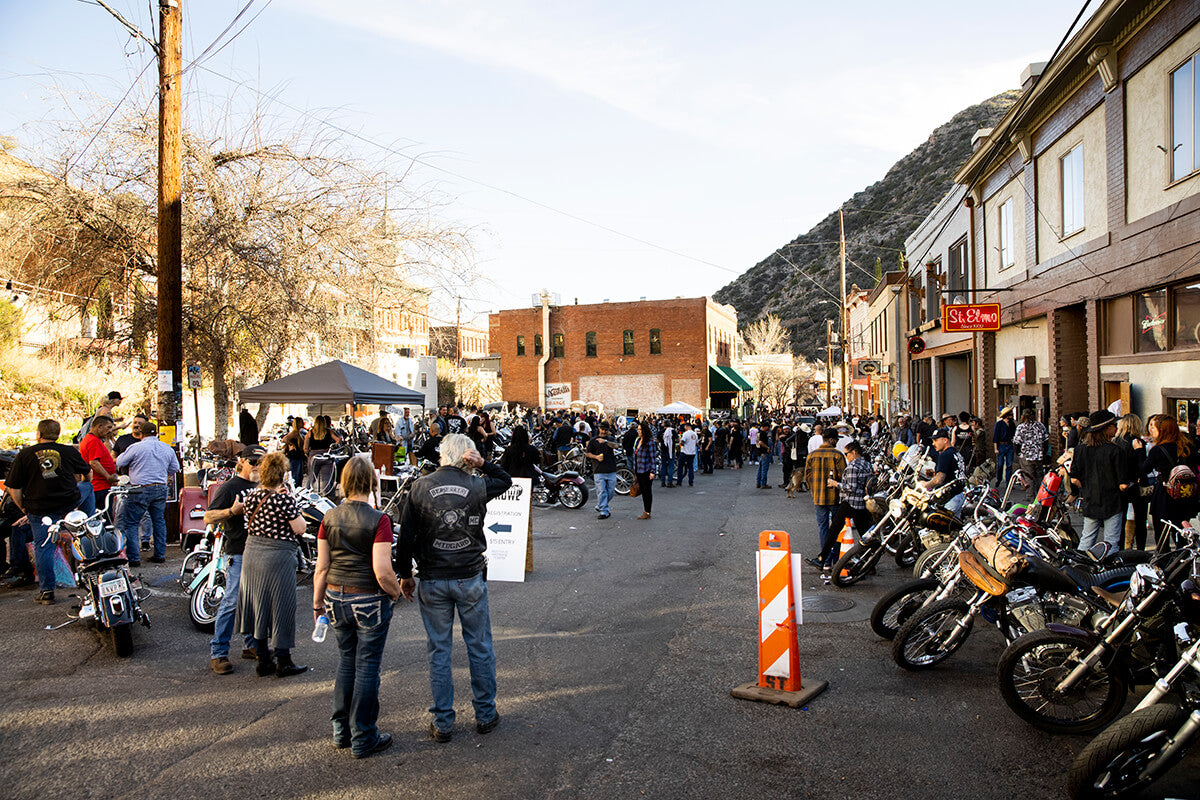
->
[156,0,183,429]
[839,209,849,414]
[825,318,833,408]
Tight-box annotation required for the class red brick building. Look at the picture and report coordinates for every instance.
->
[488,296,751,413]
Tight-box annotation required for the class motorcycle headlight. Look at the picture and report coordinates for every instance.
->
[888,499,904,518]
[1129,569,1143,598]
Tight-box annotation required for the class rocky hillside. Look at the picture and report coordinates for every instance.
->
[714,90,1019,359]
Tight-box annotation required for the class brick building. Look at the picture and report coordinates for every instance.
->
[954,0,1200,450]
[488,296,751,413]
[430,323,489,362]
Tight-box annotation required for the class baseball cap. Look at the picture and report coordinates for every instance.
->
[241,445,268,463]
[931,429,950,441]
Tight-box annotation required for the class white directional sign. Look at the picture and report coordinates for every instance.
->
[483,477,532,582]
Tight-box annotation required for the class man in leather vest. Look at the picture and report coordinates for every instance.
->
[396,433,512,743]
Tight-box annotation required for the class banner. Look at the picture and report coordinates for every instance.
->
[942,303,1001,332]
[483,478,532,582]
[545,382,572,410]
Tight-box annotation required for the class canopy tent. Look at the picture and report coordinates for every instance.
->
[238,359,425,407]
[816,405,843,417]
[708,364,754,393]
[656,401,703,415]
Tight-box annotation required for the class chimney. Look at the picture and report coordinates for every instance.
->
[971,127,993,151]
[1020,61,1047,92]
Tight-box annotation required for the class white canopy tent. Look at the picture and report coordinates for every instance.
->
[816,405,843,417]
[656,401,703,415]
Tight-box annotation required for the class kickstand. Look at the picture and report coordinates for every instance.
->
[45,618,80,631]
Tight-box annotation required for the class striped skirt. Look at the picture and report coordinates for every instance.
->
[237,536,299,651]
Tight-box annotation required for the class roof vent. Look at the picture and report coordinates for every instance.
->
[1020,61,1047,92]
[971,127,993,151]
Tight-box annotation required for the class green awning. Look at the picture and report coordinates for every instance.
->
[709,364,754,393]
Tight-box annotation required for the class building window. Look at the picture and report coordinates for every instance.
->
[623,329,635,355]
[586,331,597,357]
[1175,282,1200,349]
[516,335,525,356]
[1137,289,1169,353]
[553,332,564,358]
[948,238,968,299]
[534,334,543,356]
[649,329,661,354]
[999,198,1015,269]
[420,373,427,387]
[1102,295,1133,356]
[1171,53,1199,181]
[1061,143,1084,236]
[924,259,941,322]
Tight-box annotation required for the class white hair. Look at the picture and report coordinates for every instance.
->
[439,433,476,469]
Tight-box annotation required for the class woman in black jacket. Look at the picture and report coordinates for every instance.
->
[1114,413,1148,549]
[1141,414,1199,551]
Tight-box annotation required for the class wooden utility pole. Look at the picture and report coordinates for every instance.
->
[825,319,833,408]
[839,209,849,414]
[156,0,183,427]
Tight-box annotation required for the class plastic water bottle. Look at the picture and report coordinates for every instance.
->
[312,614,329,643]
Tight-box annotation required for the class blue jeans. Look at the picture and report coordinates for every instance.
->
[946,492,966,518]
[326,589,394,755]
[594,472,616,516]
[8,522,31,575]
[27,510,68,592]
[996,443,1014,486]
[1079,511,1124,552]
[418,573,497,732]
[288,457,305,487]
[209,555,256,658]
[815,504,838,565]
[676,454,694,486]
[122,484,168,561]
[76,481,95,514]
[660,455,675,485]
[756,454,772,487]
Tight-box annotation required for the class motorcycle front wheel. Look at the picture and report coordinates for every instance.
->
[558,482,588,509]
[1066,703,1188,800]
[892,597,973,671]
[111,622,134,658]
[870,578,940,640]
[913,542,951,578]
[997,629,1127,734]
[830,542,879,588]
[614,468,635,496]
[189,573,226,631]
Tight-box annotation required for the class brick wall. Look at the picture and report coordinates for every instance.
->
[1048,305,1091,455]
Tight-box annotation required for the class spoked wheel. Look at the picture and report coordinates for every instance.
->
[892,598,973,671]
[894,538,921,568]
[1066,704,1188,800]
[558,482,588,509]
[913,542,952,578]
[615,468,635,496]
[830,542,877,588]
[870,578,940,639]
[189,573,226,632]
[997,629,1127,734]
[179,551,210,591]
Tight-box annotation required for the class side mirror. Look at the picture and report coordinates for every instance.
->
[41,516,52,527]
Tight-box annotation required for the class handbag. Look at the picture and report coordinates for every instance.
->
[628,479,640,498]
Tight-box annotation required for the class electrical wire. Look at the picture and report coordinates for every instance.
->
[64,55,156,177]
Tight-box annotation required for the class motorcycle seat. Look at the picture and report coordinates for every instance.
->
[1091,586,1127,608]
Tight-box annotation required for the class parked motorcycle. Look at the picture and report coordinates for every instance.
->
[47,487,150,657]
[179,523,227,631]
[533,465,588,509]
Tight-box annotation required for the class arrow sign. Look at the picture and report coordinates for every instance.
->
[488,522,512,535]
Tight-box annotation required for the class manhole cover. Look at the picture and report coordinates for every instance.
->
[801,595,856,613]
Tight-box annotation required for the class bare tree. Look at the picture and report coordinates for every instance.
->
[743,313,789,356]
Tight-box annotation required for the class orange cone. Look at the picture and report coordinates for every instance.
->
[837,520,856,578]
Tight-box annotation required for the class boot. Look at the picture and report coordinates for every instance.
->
[274,649,308,678]
[1124,519,1136,550]
[255,646,276,677]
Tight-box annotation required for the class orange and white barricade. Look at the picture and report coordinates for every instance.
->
[731,530,828,707]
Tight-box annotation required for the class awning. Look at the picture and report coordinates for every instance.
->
[238,359,426,406]
[709,364,754,393]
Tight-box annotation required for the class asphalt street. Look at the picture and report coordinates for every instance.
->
[1,462,1197,800]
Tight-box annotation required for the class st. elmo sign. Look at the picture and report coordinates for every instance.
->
[942,303,1000,332]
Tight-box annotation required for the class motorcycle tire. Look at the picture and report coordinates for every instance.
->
[558,482,588,509]
[111,622,134,658]
[996,628,1127,735]
[830,542,877,588]
[892,597,972,671]
[870,578,940,640]
[615,468,635,496]
[179,551,210,592]
[189,572,226,632]
[894,538,921,568]
[1066,703,1188,800]
[913,542,951,579]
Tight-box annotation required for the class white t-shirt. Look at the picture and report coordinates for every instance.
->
[748,427,759,446]
[680,429,698,455]
[575,420,591,436]
[836,435,854,453]
[808,436,824,455]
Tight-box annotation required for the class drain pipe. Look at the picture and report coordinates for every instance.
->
[538,290,551,410]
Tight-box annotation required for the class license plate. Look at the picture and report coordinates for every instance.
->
[99,576,128,597]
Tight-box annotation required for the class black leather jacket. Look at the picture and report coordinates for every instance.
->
[396,462,513,580]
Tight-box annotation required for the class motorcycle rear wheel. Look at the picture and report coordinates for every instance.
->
[892,597,972,671]
[614,468,635,496]
[111,622,134,658]
[558,482,588,509]
[830,542,877,588]
[870,578,939,639]
[1066,704,1188,800]
[997,628,1127,734]
[189,573,225,632]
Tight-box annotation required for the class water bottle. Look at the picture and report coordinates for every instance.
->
[312,614,329,643]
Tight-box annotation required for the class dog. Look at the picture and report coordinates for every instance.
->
[785,469,807,498]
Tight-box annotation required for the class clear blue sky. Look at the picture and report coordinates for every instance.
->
[0,0,1085,325]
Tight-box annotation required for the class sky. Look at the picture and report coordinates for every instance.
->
[0,0,1088,327]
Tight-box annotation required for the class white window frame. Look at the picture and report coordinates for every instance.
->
[1171,52,1199,182]
[1060,143,1084,237]
[998,198,1015,270]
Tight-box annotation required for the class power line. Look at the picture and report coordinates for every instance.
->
[64,55,156,177]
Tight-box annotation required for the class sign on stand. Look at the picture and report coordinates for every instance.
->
[483,477,531,582]
[545,383,571,410]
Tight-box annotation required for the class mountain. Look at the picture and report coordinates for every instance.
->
[714,90,1020,359]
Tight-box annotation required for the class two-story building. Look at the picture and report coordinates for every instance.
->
[956,0,1200,446]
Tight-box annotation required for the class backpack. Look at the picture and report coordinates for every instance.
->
[1165,463,1198,501]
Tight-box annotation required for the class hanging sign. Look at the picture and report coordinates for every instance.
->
[907,336,926,355]
[942,303,1001,332]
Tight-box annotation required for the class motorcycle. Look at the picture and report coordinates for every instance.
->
[532,465,588,509]
[46,486,150,657]
[998,522,1200,734]
[180,523,227,631]
[291,485,332,580]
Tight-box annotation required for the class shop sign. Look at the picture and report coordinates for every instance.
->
[544,382,571,410]
[942,303,1001,332]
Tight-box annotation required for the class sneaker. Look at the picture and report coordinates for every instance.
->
[3,573,34,588]
[352,732,393,759]
[35,591,55,605]
[597,513,609,520]
[476,715,500,735]
[210,657,233,675]
[804,557,823,569]
[429,722,452,743]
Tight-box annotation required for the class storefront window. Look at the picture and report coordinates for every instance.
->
[1136,289,1168,352]
[1174,282,1200,349]
[1102,296,1132,355]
